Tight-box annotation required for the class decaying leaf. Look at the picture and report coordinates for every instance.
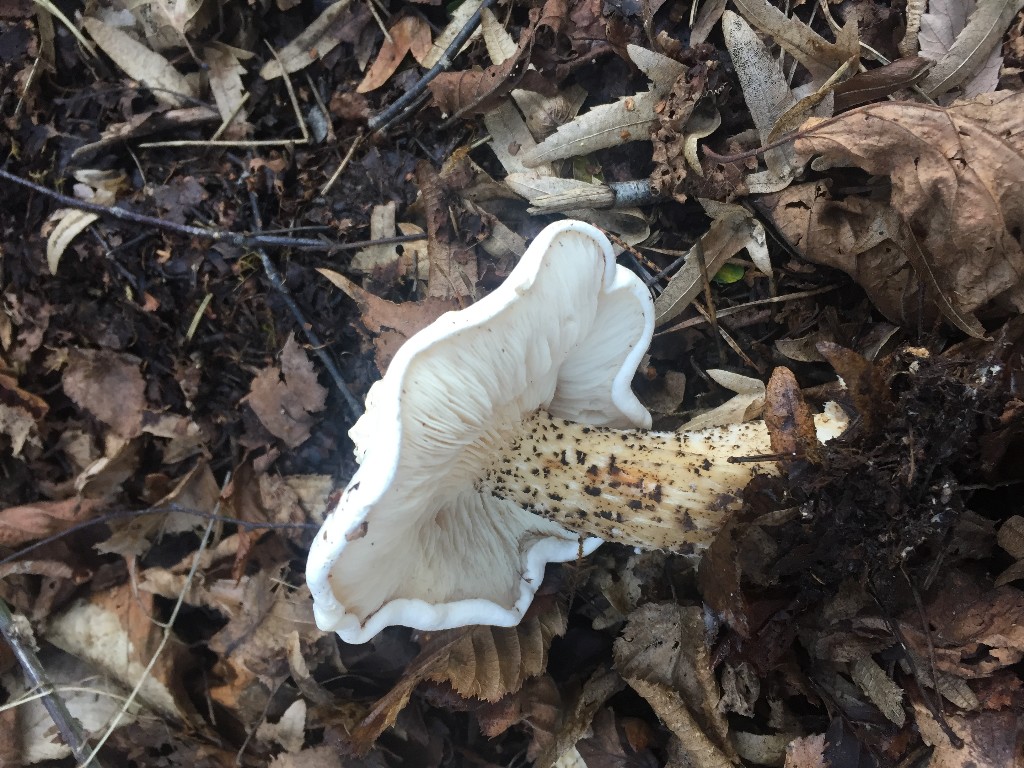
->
[63,348,147,439]
[721,11,798,192]
[654,202,770,325]
[521,45,686,167]
[356,15,432,93]
[790,93,1024,330]
[614,603,734,759]
[428,14,549,117]
[850,655,906,726]
[317,268,456,372]
[259,0,355,79]
[678,370,765,430]
[832,57,933,111]
[82,17,195,106]
[351,601,567,754]
[918,0,1022,97]
[912,700,1023,767]
[45,582,195,720]
[0,497,104,548]
[204,43,250,137]
[243,334,328,448]
[731,0,859,81]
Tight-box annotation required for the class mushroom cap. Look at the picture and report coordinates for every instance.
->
[307,220,654,643]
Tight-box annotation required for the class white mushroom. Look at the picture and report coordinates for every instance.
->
[307,220,847,643]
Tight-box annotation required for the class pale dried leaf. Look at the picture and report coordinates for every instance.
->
[45,583,192,719]
[919,0,1022,97]
[82,17,195,106]
[783,734,827,768]
[654,203,768,325]
[722,11,796,188]
[0,497,104,548]
[0,402,40,457]
[679,370,765,430]
[4,648,139,763]
[731,0,859,80]
[204,43,248,136]
[521,45,685,167]
[732,730,793,765]
[420,0,485,69]
[625,677,733,768]
[998,515,1024,557]
[256,699,307,752]
[259,0,355,79]
[850,655,906,726]
[45,209,98,275]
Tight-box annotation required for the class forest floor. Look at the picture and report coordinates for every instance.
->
[1,0,1024,765]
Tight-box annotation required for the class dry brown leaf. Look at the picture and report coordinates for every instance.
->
[783,734,827,768]
[912,700,1023,767]
[850,655,906,726]
[788,93,1024,329]
[356,15,432,93]
[259,0,355,79]
[531,667,625,768]
[731,0,859,80]
[833,57,933,111]
[623,677,732,768]
[0,497,104,548]
[243,333,327,448]
[351,601,567,754]
[316,268,456,373]
[900,570,1024,678]
[82,17,195,106]
[428,18,550,117]
[764,366,822,464]
[63,348,147,438]
[426,603,566,701]
[613,603,733,756]
[417,161,479,299]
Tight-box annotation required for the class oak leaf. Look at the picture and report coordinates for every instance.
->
[791,92,1024,330]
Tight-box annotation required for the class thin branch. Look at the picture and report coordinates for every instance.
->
[245,173,364,419]
[0,168,420,253]
[367,0,496,134]
[0,599,106,767]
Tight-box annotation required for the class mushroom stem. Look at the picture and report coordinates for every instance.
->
[480,407,847,551]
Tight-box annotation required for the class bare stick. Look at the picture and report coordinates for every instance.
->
[0,168,420,253]
[245,174,364,419]
[0,599,106,767]
[367,0,496,134]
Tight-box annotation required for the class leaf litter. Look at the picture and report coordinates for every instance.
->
[1,0,1024,765]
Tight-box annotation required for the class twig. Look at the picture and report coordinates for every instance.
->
[245,175,364,419]
[367,0,496,134]
[0,167,420,253]
[692,236,725,366]
[0,599,106,767]
[320,129,364,196]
